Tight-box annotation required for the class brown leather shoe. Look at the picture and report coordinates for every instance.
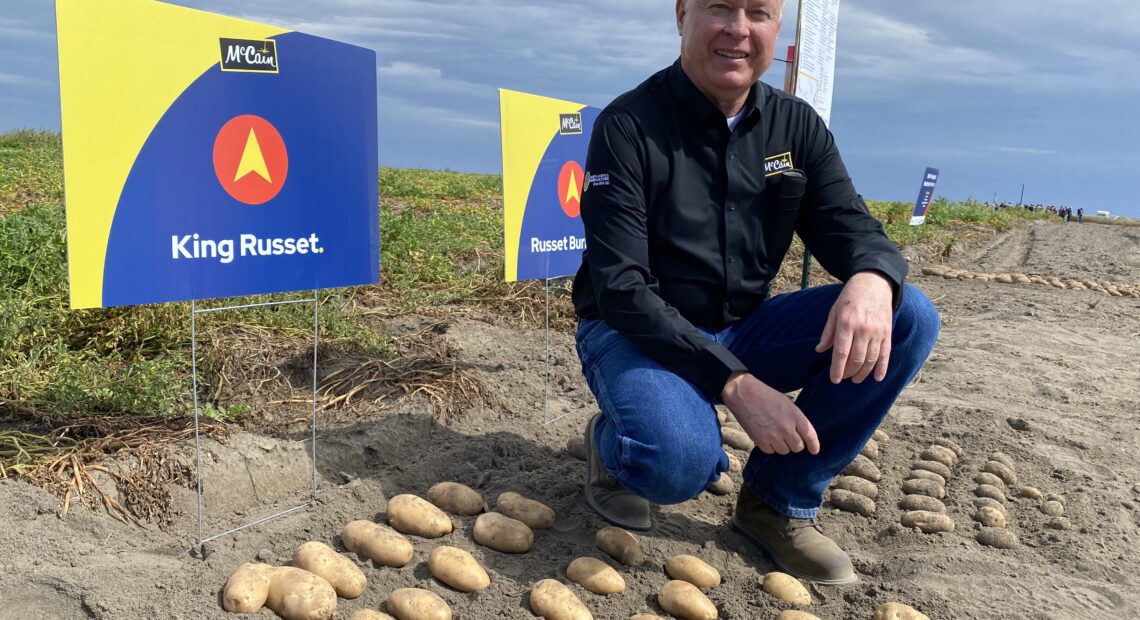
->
[584,414,652,531]
[731,483,857,585]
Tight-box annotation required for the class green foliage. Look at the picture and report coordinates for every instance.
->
[380,171,505,310]
[0,129,1087,420]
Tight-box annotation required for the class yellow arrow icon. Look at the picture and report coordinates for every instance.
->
[234,128,272,183]
[565,169,580,204]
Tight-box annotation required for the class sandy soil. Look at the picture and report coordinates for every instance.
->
[1,220,1138,620]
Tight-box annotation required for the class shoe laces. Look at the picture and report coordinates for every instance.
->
[787,517,823,534]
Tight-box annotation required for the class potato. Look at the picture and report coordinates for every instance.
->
[530,579,592,620]
[898,495,945,513]
[596,526,645,566]
[222,562,273,613]
[473,511,534,553]
[761,572,811,605]
[658,580,718,620]
[983,461,1018,486]
[428,546,490,593]
[973,472,1006,490]
[988,452,1015,470]
[1019,486,1043,502]
[1041,500,1065,517]
[874,602,931,620]
[386,588,451,620]
[496,492,556,529]
[292,541,367,599]
[265,566,337,620]
[920,266,948,276]
[721,427,754,451]
[705,473,735,496]
[387,494,453,539]
[860,438,880,460]
[920,445,957,468]
[832,475,878,499]
[976,527,1018,549]
[901,478,945,499]
[341,520,414,567]
[726,452,743,474]
[911,460,952,480]
[566,556,625,595]
[350,611,396,620]
[630,615,667,620]
[974,506,1007,528]
[995,273,1013,284]
[828,488,876,517]
[872,429,890,443]
[776,612,821,620]
[843,454,881,482]
[1044,493,1066,506]
[907,469,946,486]
[900,510,955,533]
[427,482,485,516]
[974,497,1006,514]
[566,435,588,461]
[664,555,721,589]
[975,484,1007,503]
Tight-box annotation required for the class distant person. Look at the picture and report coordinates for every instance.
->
[572,0,940,586]
[1077,207,1084,223]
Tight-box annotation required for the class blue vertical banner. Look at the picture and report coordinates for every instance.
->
[909,167,940,226]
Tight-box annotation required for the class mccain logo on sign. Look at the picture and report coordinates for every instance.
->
[220,38,279,73]
[559,113,583,136]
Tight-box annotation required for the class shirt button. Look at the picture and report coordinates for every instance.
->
[729,152,737,160]
[729,256,736,263]
[727,202,736,211]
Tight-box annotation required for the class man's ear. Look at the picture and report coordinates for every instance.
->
[675,0,686,36]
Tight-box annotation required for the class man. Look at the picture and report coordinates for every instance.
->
[571,0,940,585]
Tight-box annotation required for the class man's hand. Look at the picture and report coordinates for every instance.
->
[721,372,820,455]
[815,271,894,384]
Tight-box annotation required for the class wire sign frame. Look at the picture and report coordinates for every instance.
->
[190,292,320,546]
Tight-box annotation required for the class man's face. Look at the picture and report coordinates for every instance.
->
[676,0,782,106]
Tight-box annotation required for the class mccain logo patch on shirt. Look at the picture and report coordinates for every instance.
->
[763,151,794,177]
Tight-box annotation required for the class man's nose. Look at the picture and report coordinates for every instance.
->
[724,9,750,37]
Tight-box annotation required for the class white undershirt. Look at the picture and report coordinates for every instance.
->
[726,112,744,131]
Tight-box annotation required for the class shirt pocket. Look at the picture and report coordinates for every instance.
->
[771,169,807,211]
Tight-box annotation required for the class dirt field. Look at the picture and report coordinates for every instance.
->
[1,219,1137,620]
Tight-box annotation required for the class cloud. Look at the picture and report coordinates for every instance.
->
[835,0,1140,101]
[992,146,1060,156]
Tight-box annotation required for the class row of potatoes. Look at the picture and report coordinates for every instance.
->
[920,266,1140,298]
[897,439,962,535]
[828,429,890,517]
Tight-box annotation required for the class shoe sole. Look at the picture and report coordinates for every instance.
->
[730,517,859,586]
[584,414,652,532]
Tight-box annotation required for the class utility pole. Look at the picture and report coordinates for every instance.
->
[1018,184,1025,206]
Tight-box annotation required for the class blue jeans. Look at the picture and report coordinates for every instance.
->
[575,283,940,518]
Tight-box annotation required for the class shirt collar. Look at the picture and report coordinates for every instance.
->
[666,57,763,124]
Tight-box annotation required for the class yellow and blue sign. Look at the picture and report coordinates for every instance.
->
[499,89,599,282]
[57,0,379,309]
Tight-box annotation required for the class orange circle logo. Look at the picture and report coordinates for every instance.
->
[212,115,288,205]
[557,160,584,218]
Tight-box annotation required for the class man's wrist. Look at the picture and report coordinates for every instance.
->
[721,371,749,400]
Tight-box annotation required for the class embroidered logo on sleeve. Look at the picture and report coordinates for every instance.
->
[583,171,610,192]
[763,152,794,176]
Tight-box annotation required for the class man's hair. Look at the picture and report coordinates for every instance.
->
[682,0,787,17]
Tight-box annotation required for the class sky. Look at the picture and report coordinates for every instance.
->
[3,0,1139,217]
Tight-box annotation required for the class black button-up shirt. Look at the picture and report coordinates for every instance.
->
[571,59,907,398]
